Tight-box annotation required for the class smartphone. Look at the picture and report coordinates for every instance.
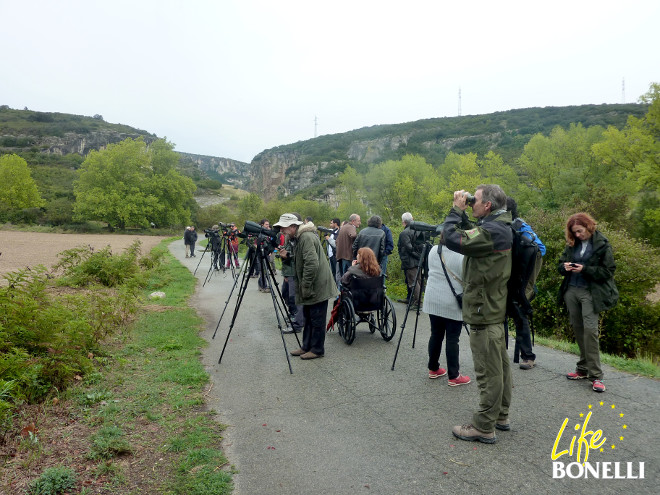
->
[569,263,579,268]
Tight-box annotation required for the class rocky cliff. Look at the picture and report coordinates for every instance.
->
[177,152,250,189]
[247,104,647,202]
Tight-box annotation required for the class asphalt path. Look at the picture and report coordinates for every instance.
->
[171,242,658,495]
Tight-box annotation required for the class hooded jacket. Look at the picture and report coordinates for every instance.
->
[442,206,512,325]
[294,222,339,305]
[557,229,618,313]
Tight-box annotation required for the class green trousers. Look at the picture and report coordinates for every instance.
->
[469,322,512,433]
[564,286,603,380]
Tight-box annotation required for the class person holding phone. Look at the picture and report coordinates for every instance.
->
[558,212,618,393]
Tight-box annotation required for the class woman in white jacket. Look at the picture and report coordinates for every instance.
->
[423,243,471,386]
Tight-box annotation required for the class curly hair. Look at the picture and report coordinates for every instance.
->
[357,247,381,277]
[565,212,597,247]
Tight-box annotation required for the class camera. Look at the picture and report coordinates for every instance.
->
[317,226,333,235]
[464,193,476,206]
[409,221,444,236]
[204,228,220,238]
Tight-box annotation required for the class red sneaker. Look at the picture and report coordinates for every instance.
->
[429,368,447,379]
[448,374,471,386]
[592,380,606,393]
[567,370,588,380]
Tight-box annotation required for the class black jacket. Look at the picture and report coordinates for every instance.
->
[353,226,386,261]
[398,226,424,270]
[558,230,618,313]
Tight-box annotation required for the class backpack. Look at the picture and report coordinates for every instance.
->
[507,218,542,317]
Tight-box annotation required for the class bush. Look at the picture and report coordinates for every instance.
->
[54,240,149,287]
[28,466,76,495]
[0,240,156,435]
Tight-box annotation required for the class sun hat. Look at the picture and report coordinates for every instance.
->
[273,213,303,228]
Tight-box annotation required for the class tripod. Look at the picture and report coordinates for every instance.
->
[216,234,301,374]
[391,238,434,370]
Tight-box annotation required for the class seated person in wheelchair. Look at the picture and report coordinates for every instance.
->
[340,247,382,291]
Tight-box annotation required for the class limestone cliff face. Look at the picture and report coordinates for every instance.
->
[9,130,156,156]
[249,149,344,202]
[347,134,411,162]
[177,152,250,188]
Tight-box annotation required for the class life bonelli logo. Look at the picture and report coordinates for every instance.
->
[551,401,644,479]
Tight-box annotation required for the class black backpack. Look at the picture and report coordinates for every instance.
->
[506,218,541,318]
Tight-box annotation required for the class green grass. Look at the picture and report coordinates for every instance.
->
[526,334,660,378]
[61,238,233,493]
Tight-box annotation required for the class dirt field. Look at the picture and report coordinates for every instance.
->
[0,231,169,281]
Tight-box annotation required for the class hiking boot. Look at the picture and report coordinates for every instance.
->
[448,374,471,386]
[300,351,322,360]
[429,368,447,379]
[592,379,606,393]
[519,360,535,370]
[567,370,588,380]
[495,419,510,431]
[452,424,496,444]
[290,348,306,356]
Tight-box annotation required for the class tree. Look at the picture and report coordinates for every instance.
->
[0,154,45,210]
[73,138,195,229]
[237,193,263,225]
[592,82,660,241]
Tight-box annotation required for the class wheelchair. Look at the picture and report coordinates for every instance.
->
[336,274,396,345]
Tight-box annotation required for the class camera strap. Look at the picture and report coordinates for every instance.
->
[438,246,469,334]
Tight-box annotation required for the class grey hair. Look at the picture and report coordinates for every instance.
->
[476,184,507,211]
[349,214,359,222]
[367,215,382,228]
[401,212,413,225]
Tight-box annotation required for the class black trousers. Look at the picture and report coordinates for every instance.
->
[428,314,463,379]
[302,299,329,355]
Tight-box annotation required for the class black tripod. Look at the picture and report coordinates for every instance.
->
[216,234,301,374]
[391,238,434,370]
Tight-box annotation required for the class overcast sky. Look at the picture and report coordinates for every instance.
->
[1,0,658,163]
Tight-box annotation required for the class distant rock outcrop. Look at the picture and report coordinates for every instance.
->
[177,152,250,189]
[38,131,157,156]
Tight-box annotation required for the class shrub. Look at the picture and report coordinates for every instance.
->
[54,240,154,288]
[28,466,76,495]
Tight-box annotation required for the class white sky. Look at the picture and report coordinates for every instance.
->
[1,0,658,163]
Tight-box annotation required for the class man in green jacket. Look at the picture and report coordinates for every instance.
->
[442,185,513,444]
[275,213,338,360]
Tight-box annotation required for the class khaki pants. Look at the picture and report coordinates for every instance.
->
[469,322,512,433]
[405,268,421,305]
[564,286,602,380]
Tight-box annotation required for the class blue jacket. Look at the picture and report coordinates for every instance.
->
[381,224,394,256]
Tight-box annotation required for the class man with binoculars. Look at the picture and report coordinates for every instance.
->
[442,185,513,444]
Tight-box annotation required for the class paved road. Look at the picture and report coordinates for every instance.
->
[172,242,658,495]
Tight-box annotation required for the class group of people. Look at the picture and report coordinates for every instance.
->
[437,185,617,444]
[183,226,197,258]
[193,185,618,444]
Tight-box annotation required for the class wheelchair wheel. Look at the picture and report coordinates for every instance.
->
[337,298,356,345]
[378,296,397,342]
